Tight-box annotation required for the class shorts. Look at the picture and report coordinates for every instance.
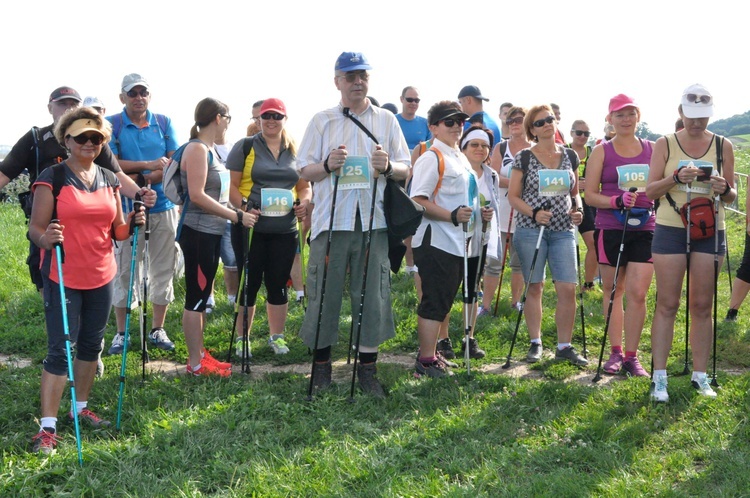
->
[651,224,725,256]
[484,233,522,276]
[594,229,653,266]
[219,222,237,270]
[578,197,597,234]
[513,227,577,284]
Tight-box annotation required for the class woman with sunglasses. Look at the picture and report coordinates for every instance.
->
[484,106,531,314]
[508,104,588,366]
[646,84,735,402]
[568,120,599,292]
[411,101,492,378]
[179,98,258,377]
[226,98,310,358]
[28,107,145,453]
[584,95,654,378]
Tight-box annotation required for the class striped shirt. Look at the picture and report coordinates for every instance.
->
[297,102,410,239]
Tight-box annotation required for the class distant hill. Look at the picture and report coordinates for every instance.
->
[709,111,750,137]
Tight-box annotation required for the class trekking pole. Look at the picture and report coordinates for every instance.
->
[139,205,150,382]
[307,171,341,401]
[466,202,491,377]
[725,233,733,293]
[575,225,587,358]
[117,199,143,430]
[462,218,472,376]
[711,195,720,388]
[493,207,514,316]
[52,220,83,467]
[503,203,549,369]
[295,198,307,312]
[593,188,637,383]
[349,172,380,401]
[225,213,248,363]
[240,203,259,375]
[680,183,692,376]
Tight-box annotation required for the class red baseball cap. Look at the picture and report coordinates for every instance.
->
[260,98,287,116]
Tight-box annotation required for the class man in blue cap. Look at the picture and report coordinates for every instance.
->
[457,85,501,146]
[296,51,411,397]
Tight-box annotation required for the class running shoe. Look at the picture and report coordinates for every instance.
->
[268,334,290,355]
[476,307,491,318]
[108,332,129,355]
[725,308,738,322]
[70,408,111,428]
[692,374,718,398]
[187,357,232,377]
[235,337,252,358]
[149,328,175,351]
[622,356,649,377]
[203,349,232,369]
[526,343,543,363]
[555,346,589,366]
[650,374,669,403]
[31,428,60,455]
[603,352,624,374]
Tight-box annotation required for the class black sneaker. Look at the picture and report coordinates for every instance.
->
[436,338,456,359]
[312,361,332,390]
[415,358,452,378]
[526,343,542,363]
[555,346,589,367]
[462,337,486,359]
[725,308,738,322]
[357,363,386,398]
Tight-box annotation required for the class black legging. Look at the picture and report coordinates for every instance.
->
[736,233,750,283]
[179,225,222,312]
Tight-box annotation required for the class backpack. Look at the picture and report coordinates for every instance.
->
[109,112,169,150]
[162,139,213,205]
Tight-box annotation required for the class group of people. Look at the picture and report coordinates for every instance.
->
[0,51,739,455]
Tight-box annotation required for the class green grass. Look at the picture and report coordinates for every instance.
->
[2,151,750,496]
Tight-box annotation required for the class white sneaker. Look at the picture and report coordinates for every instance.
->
[268,334,290,354]
[206,295,215,314]
[650,374,669,403]
[227,294,236,306]
[691,374,718,398]
[235,337,252,358]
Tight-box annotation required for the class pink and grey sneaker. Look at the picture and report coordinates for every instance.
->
[622,356,649,377]
[603,352,624,374]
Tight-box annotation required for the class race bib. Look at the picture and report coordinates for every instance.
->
[676,160,714,195]
[332,156,370,191]
[218,170,230,204]
[538,169,570,197]
[617,164,649,192]
[260,188,294,217]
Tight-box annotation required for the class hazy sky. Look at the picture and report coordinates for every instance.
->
[2,0,747,149]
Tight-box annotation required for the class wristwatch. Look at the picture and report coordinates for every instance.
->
[235,209,244,225]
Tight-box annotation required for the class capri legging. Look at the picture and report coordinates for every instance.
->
[179,225,222,312]
[736,233,750,283]
[232,225,297,306]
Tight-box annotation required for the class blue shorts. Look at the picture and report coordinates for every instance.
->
[513,227,577,284]
[220,222,237,270]
[651,224,725,256]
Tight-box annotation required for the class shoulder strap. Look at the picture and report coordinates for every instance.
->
[715,134,724,174]
[242,136,255,158]
[520,149,532,191]
[418,141,427,156]
[50,163,66,220]
[565,148,579,168]
[31,127,41,178]
[500,141,507,158]
[430,149,445,199]
[154,114,168,139]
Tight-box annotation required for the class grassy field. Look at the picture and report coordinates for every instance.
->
[2,150,750,496]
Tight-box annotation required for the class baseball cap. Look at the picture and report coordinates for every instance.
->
[335,52,372,72]
[430,108,469,126]
[66,118,103,138]
[681,83,714,119]
[49,86,82,103]
[121,73,150,92]
[608,94,638,113]
[260,98,287,116]
[83,96,104,109]
[457,85,489,101]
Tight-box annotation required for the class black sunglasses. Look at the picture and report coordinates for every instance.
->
[506,116,524,126]
[686,93,712,105]
[69,133,104,146]
[261,112,285,121]
[573,130,590,137]
[126,89,150,98]
[439,118,465,128]
[404,97,420,103]
[532,116,556,128]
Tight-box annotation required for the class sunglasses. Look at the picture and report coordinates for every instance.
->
[686,93,712,105]
[506,116,524,126]
[221,114,232,123]
[342,71,369,83]
[532,115,556,128]
[573,130,591,137]
[126,89,150,98]
[69,133,104,146]
[439,118,465,128]
[261,112,285,121]
[404,97,420,103]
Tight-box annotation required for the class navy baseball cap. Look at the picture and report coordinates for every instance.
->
[49,86,82,103]
[335,52,372,72]
[458,85,489,101]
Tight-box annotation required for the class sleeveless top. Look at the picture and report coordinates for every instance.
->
[181,142,231,236]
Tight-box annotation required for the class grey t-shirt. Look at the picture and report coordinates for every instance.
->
[181,142,230,236]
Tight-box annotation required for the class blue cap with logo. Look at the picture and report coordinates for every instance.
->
[335,52,372,72]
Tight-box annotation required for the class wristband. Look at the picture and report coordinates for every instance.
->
[384,161,394,178]
[673,169,683,184]
[323,155,332,174]
[235,209,244,225]
[450,207,460,227]
[532,207,541,223]
[721,182,732,197]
